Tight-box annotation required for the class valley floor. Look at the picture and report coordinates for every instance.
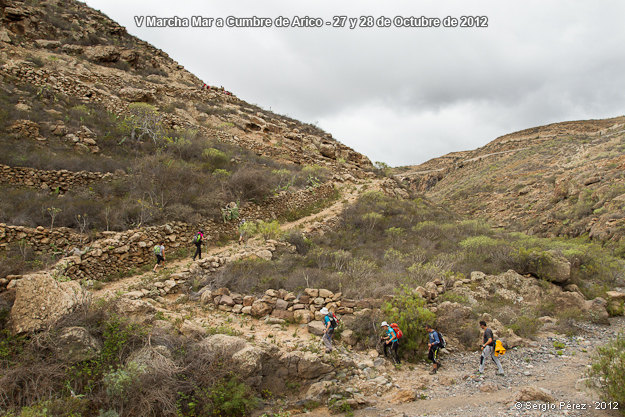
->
[289,318,624,417]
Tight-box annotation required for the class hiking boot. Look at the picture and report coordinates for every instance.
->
[496,371,505,376]
[429,369,437,375]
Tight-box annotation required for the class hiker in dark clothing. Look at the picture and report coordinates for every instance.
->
[153,242,165,272]
[478,320,505,375]
[425,324,441,374]
[192,230,204,261]
[380,321,400,364]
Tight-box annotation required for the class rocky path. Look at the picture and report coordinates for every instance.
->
[92,178,384,300]
[290,318,625,417]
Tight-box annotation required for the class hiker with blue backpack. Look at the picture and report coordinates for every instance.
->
[380,321,401,364]
[425,324,445,374]
[192,230,204,261]
[153,242,165,272]
[320,307,337,353]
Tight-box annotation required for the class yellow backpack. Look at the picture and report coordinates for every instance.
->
[494,339,506,357]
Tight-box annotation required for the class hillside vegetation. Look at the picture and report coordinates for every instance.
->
[397,117,625,252]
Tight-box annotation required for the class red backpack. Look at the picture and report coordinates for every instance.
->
[390,323,403,339]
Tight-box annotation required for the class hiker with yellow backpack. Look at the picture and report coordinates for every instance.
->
[478,320,505,376]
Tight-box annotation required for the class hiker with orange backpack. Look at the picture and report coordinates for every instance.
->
[380,321,401,364]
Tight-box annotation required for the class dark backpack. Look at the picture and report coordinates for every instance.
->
[436,330,446,348]
[193,234,201,244]
[327,314,337,329]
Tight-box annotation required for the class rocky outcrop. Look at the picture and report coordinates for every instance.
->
[55,326,101,362]
[9,272,90,333]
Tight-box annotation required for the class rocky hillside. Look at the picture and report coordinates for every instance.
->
[0,0,371,172]
[396,116,625,251]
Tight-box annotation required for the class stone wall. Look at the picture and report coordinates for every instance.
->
[199,286,383,324]
[0,164,116,193]
[1,183,338,286]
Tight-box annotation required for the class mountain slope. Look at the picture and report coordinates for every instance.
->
[0,0,371,172]
[396,116,625,250]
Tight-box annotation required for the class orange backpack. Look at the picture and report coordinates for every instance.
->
[390,323,403,339]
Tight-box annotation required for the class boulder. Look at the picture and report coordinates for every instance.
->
[305,381,334,401]
[127,345,176,375]
[522,250,571,283]
[10,273,89,333]
[119,87,155,103]
[200,290,213,305]
[587,297,609,324]
[113,298,156,319]
[56,327,101,362]
[553,291,587,312]
[251,300,273,317]
[307,321,326,336]
[180,320,208,338]
[606,291,625,302]
[294,310,313,324]
[231,345,264,378]
[85,45,120,62]
[341,329,358,346]
[515,386,555,403]
[392,389,417,403]
[319,289,333,298]
[304,288,319,298]
[319,143,336,158]
[479,382,499,393]
[197,334,247,357]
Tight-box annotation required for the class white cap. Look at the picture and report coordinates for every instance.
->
[320,307,329,315]
[381,321,388,327]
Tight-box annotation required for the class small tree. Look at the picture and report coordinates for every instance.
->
[382,286,436,361]
[46,206,62,231]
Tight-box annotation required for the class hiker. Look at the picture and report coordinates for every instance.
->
[425,324,441,374]
[153,242,165,272]
[238,218,247,245]
[478,320,505,375]
[320,307,336,353]
[380,321,400,364]
[192,230,204,261]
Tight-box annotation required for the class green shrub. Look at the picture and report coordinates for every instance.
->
[256,220,282,240]
[607,301,625,317]
[209,377,259,417]
[508,315,542,339]
[588,334,625,410]
[382,286,435,360]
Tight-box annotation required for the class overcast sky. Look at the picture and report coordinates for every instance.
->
[83,0,625,167]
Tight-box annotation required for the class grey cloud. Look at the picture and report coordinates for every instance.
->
[84,0,625,165]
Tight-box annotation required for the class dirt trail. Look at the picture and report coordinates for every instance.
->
[292,319,625,417]
[93,178,382,299]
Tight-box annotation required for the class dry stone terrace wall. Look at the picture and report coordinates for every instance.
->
[1,182,338,285]
[0,164,116,192]
[0,224,85,252]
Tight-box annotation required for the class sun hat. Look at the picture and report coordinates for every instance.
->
[381,321,389,327]
[320,307,329,315]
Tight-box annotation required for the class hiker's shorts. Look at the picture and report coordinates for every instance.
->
[156,255,164,264]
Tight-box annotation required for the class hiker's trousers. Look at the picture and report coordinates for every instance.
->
[193,244,202,260]
[479,345,504,373]
[322,329,334,351]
